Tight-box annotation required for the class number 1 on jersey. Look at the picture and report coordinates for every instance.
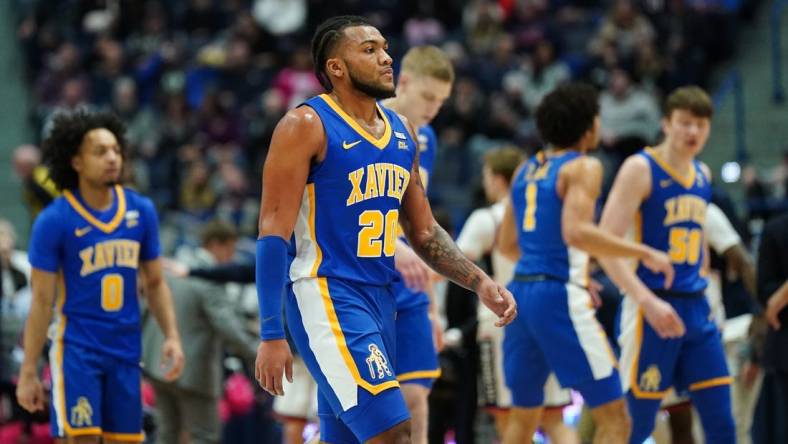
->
[523,183,537,232]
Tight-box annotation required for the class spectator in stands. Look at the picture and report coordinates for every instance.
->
[0,219,33,429]
[271,46,322,109]
[0,218,29,371]
[589,0,656,62]
[12,144,58,222]
[768,150,788,200]
[504,38,570,113]
[179,159,218,218]
[743,165,772,222]
[34,42,87,106]
[91,38,127,107]
[599,67,661,159]
[142,220,258,444]
[463,0,506,56]
[111,77,159,154]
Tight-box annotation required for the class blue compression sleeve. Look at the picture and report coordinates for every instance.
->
[256,236,289,340]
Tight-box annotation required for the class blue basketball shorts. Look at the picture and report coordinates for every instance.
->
[617,293,731,400]
[393,280,440,389]
[503,279,621,408]
[285,277,410,443]
[49,340,143,441]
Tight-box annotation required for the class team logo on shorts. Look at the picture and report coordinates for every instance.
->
[639,365,662,392]
[70,397,94,427]
[365,344,392,380]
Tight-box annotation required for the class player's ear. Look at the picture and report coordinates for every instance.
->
[660,116,671,137]
[326,57,344,82]
[71,154,83,174]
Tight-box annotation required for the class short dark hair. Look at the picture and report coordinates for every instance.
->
[311,15,372,91]
[42,109,127,191]
[664,86,713,118]
[200,220,238,245]
[535,82,599,148]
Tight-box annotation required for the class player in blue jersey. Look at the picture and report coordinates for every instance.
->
[498,83,674,444]
[16,111,184,443]
[599,87,736,443]
[253,16,516,444]
[381,45,453,444]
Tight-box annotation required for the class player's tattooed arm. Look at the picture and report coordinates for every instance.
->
[399,143,517,325]
[411,221,485,291]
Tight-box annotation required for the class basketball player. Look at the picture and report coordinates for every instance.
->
[599,86,736,444]
[16,110,184,443]
[498,83,674,444]
[253,16,516,444]
[381,45,453,444]
[457,147,578,443]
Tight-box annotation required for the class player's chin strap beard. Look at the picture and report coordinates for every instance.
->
[349,71,395,100]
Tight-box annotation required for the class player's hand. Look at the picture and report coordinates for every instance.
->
[765,289,788,330]
[161,258,190,278]
[477,278,517,327]
[394,240,432,292]
[641,295,685,339]
[16,371,46,413]
[641,248,675,289]
[160,337,185,381]
[255,339,293,396]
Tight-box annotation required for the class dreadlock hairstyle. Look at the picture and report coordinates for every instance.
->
[311,15,372,91]
[42,109,128,191]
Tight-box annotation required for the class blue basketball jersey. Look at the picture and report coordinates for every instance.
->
[416,124,437,190]
[635,148,710,293]
[288,94,417,286]
[28,186,161,364]
[511,150,590,287]
[394,124,437,310]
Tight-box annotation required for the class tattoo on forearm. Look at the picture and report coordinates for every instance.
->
[414,223,483,291]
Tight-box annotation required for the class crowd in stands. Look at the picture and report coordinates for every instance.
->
[10,0,764,237]
[3,1,784,443]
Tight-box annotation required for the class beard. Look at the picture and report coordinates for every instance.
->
[349,69,395,100]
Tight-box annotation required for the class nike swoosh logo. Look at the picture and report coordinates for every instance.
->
[343,140,362,150]
[660,179,673,188]
[75,226,92,237]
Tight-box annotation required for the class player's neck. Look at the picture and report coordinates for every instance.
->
[330,88,380,124]
[77,180,115,211]
[655,142,694,176]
